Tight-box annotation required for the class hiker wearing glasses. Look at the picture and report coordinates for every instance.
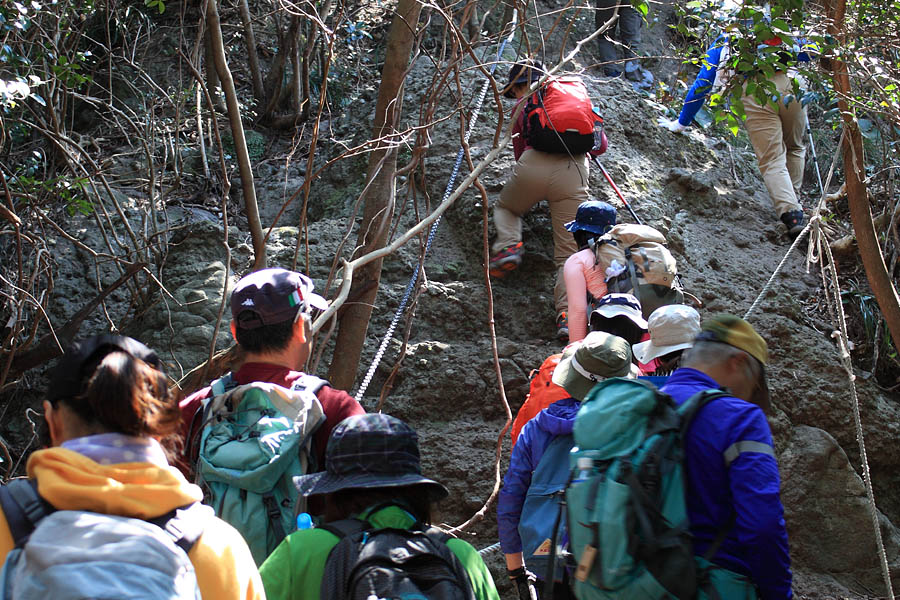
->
[658,21,817,240]
[660,315,791,599]
[0,335,264,600]
[489,59,608,340]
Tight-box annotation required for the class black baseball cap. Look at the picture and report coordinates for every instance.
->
[231,268,328,330]
[46,335,162,404]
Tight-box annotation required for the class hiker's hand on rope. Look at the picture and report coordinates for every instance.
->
[508,567,538,600]
[657,116,688,134]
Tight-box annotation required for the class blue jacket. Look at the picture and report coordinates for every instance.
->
[677,33,815,127]
[661,368,791,600]
[497,398,580,555]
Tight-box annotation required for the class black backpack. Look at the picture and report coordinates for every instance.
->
[320,511,476,600]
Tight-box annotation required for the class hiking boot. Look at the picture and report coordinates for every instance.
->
[556,312,569,341]
[780,210,806,239]
[489,242,523,278]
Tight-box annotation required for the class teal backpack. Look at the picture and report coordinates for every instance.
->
[565,377,736,599]
[195,374,326,565]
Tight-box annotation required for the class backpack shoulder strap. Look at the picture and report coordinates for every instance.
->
[318,517,370,541]
[209,372,237,397]
[411,523,478,600]
[290,374,329,396]
[677,388,731,436]
[145,501,211,555]
[0,479,54,547]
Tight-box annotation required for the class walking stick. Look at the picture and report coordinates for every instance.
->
[806,113,825,198]
[592,156,643,225]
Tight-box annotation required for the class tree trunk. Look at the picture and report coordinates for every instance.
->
[327,0,423,391]
[206,0,267,271]
[826,0,900,350]
[238,0,265,106]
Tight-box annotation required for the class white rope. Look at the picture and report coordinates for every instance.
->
[744,124,894,598]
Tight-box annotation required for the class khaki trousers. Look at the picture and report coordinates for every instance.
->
[742,71,806,218]
[493,149,590,314]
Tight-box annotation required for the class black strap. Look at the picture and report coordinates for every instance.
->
[262,491,287,548]
[318,517,371,541]
[0,479,53,547]
[145,502,208,555]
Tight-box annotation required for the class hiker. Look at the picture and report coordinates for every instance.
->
[0,335,264,599]
[510,353,570,447]
[658,25,817,238]
[588,293,660,374]
[562,199,617,343]
[498,332,636,600]
[490,59,607,339]
[660,314,791,599]
[179,267,365,562]
[632,304,702,377]
[595,0,651,86]
[259,413,500,600]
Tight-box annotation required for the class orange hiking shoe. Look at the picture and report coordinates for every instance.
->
[489,242,523,278]
[556,312,569,341]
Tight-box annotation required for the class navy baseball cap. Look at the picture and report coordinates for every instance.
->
[231,268,328,330]
[294,414,449,501]
[503,59,544,98]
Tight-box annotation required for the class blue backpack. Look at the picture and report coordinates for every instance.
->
[518,433,575,584]
[0,478,208,599]
[565,377,743,599]
[194,373,326,565]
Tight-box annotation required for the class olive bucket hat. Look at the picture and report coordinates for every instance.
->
[551,331,636,401]
[293,414,449,501]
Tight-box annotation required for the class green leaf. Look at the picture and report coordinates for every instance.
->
[771,18,790,31]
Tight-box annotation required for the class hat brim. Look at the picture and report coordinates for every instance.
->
[564,221,612,235]
[632,339,694,365]
[293,470,449,501]
[591,306,648,329]
[305,292,329,311]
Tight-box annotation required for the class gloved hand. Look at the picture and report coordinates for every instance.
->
[508,567,538,600]
[657,115,688,134]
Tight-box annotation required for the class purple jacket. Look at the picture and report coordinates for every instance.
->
[662,368,791,600]
[497,397,580,554]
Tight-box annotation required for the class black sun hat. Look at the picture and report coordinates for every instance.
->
[293,413,449,501]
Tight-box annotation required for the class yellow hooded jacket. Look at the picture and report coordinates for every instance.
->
[0,447,265,600]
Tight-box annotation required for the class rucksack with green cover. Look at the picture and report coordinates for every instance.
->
[565,377,731,599]
[195,374,326,565]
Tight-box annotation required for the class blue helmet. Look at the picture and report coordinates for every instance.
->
[565,200,617,235]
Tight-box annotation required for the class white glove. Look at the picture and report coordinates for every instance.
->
[657,116,688,134]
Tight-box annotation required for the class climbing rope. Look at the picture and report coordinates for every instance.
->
[744,126,894,599]
[477,541,502,556]
[354,19,518,402]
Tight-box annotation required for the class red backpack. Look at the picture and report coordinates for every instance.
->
[511,353,571,446]
[524,77,600,155]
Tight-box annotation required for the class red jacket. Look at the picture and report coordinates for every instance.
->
[178,362,365,478]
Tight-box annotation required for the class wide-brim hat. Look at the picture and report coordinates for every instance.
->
[632,305,701,364]
[293,414,448,501]
[551,331,635,401]
[591,293,648,330]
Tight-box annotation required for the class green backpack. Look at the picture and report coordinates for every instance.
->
[565,377,740,599]
[195,374,326,565]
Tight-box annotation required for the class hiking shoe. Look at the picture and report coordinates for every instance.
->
[489,242,523,278]
[556,312,569,341]
[780,210,806,238]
